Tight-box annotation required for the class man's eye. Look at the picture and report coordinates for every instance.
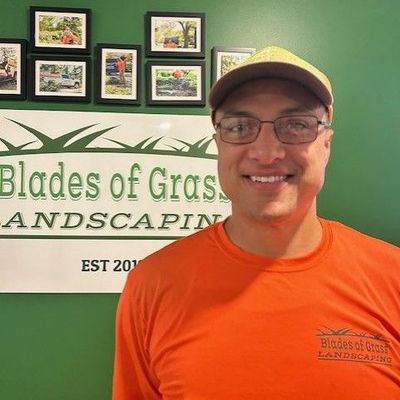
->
[288,120,309,130]
[230,124,249,133]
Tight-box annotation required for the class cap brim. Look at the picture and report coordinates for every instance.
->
[209,61,333,110]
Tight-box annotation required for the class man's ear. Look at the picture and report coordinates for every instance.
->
[323,130,334,164]
[325,129,334,146]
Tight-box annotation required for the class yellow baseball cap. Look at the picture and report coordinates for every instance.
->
[209,46,334,121]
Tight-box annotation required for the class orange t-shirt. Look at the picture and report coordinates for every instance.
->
[113,219,400,399]
[116,59,125,73]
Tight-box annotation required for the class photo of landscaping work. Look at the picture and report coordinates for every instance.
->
[103,51,133,96]
[38,62,84,95]
[155,67,199,98]
[152,18,199,50]
[37,14,83,46]
[0,45,19,92]
[219,52,252,77]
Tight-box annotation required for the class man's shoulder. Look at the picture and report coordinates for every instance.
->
[132,223,221,278]
[121,223,223,298]
[325,218,400,258]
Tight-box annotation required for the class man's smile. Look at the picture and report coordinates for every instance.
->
[249,175,288,183]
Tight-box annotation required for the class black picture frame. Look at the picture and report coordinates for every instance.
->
[30,6,91,54]
[145,11,205,58]
[95,43,141,105]
[146,60,205,106]
[212,46,255,85]
[30,55,91,102]
[0,38,27,100]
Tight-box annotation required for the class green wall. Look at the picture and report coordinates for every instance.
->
[1,0,399,399]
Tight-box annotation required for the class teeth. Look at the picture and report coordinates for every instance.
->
[250,175,286,183]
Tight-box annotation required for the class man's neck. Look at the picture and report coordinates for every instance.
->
[224,208,323,259]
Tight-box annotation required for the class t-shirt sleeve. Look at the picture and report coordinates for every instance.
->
[112,269,160,400]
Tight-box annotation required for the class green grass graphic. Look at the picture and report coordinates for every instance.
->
[317,327,388,342]
[0,118,217,159]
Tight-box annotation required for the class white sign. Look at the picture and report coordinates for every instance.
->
[0,110,230,293]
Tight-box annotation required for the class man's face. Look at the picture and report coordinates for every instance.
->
[213,78,333,225]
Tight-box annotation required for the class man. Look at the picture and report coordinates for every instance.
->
[113,46,400,399]
[164,38,178,48]
[61,26,79,45]
[116,56,127,86]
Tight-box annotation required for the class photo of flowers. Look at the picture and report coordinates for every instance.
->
[146,12,205,58]
[0,39,26,99]
[146,61,205,105]
[95,44,141,105]
[30,6,91,54]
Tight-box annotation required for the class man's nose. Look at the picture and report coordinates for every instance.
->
[247,122,286,164]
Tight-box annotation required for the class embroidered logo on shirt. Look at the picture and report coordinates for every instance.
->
[316,327,392,366]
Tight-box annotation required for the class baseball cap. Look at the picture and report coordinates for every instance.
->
[209,46,334,121]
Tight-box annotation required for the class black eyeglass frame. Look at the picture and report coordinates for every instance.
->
[214,115,332,145]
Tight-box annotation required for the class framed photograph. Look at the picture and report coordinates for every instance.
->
[0,39,27,100]
[146,61,205,105]
[95,44,141,105]
[30,55,91,102]
[212,47,255,84]
[145,12,205,58]
[30,6,91,54]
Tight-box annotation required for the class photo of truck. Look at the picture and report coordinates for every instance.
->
[41,73,80,89]
[37,60,84,95]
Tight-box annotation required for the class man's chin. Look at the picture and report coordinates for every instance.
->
[250,206,296,225]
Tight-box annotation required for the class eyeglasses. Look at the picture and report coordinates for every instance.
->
[215,115,331,145]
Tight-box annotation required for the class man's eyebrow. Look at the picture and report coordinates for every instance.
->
[277,106,315,114]
[218,106,316,118]
[218,110,255,117]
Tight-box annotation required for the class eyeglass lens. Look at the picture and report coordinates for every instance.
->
[218,116,320,144]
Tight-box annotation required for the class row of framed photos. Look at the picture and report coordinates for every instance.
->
[30,6,206,58]
[0,39,255,105]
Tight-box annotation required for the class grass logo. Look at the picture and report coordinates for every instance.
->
[0,118,217,159]
[317,327,392,366]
